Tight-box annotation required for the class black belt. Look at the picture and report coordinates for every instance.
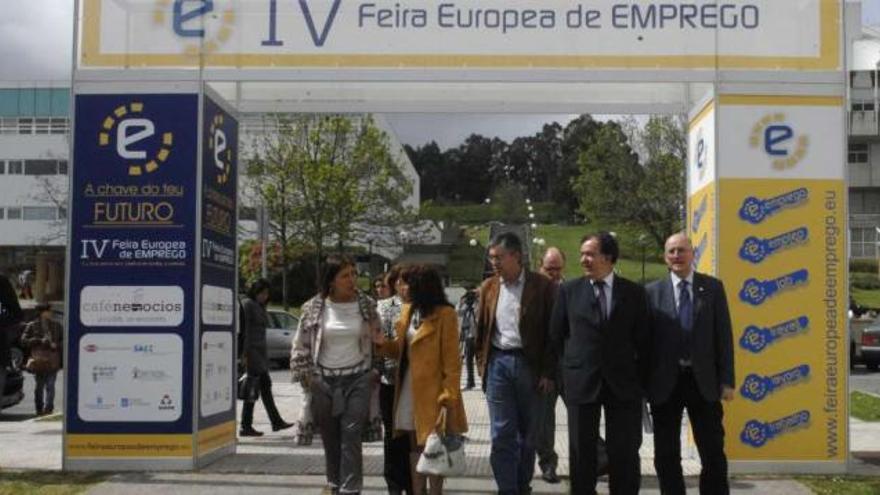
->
[492,346,524,355]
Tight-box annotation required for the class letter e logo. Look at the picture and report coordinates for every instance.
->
[117,119,156,160]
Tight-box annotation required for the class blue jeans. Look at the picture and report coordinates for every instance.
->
[34,371,57,413]
[486,350,540,495]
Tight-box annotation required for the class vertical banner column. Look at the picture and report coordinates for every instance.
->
[64,83,238,470]
[196,89,239,463]
[715,94,847,470]
[687,96,717,276]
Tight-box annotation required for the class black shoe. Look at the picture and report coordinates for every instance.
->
[541,466,560,484]
[272,421,294,432]
[239,427,264,437]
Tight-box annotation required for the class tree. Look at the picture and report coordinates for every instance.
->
[572,117,686,249]
[246,114,417,308]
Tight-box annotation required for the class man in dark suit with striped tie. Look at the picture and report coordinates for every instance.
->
[549,232,651,495]
[646,232,735,495]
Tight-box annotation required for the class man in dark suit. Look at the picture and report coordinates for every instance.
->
[646,232,734,495]
[475,232,557,495]
[549,232,650,495]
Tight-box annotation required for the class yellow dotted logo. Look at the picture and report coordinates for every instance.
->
[97,102,174,177]
[208,113,232,185]
[153,0,236,57]
[749,113,808,171]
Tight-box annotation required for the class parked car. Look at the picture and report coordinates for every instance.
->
[1,352,24,410]
[266,309,299,368]
[856,313,880,371]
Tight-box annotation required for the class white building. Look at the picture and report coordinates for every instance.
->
[0,83,69,300]
[847,1,880,258]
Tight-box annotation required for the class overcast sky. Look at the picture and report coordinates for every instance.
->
[2,0,879,147]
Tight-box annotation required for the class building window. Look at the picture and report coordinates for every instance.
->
[0,118,16,134]
[0,208,4,219]
[24,160,59,175]
[7,207,21,220]
[50,118,69,134]
[7,160,23,174]
[58,160,68,175]
[0,161,5,174]
[18,118,33,134]
[852,101,877,112]
[58,206,67,219]
[849,143,869,164]
[22,206,57,221]
[852,227,879,258]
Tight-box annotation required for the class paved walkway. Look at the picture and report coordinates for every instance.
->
[2,374,879,493]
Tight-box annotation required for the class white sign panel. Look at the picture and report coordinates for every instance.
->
[688,100,716,194]
[200,332,234,417]
[201,284,234,326]
[717,97,845,180]
[78,333,184,422]
[80,285,184,327]
[81,0,839,70]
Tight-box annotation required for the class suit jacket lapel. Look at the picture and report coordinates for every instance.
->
[692,273,706,322]
[662,276,676,316]
[520,271,536,320]
[486,276,501,335]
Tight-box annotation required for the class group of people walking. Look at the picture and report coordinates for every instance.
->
[238,228,734,495]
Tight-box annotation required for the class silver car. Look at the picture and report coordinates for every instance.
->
[266,309,299,367]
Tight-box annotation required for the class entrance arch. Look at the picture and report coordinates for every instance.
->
[64,0,848,475]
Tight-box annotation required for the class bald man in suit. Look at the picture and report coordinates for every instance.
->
[646,232,734,495]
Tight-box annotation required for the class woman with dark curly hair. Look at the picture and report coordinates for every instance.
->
[373,264,468,495]
[292,254,382,495]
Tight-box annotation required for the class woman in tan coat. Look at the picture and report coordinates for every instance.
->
[373,264,468,495]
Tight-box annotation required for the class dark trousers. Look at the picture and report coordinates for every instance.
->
[568,385,642,495]
[463,338,476,388]
[241,371,284,428]
[380,382,413,494]
[651,369,729,495]
[535,386,559,473]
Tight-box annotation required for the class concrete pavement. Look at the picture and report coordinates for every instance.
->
[2,370,880,493]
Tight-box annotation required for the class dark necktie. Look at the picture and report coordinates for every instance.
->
[678,280,692,332]
[594,280,608,323]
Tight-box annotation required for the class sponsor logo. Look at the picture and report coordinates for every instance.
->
[158,394,176,411]
[739,316,809,354]
[208,113,233,185]
[749,113,808,170]
[154,0,236,55]
[740,364,810,402]
[739,269,808,306]
[80,286,184,327]
[740,410,810,448]
[132,367,170,381]
[97,102,174,177]
[694,128,707,180]
[738,188,808,225]
[92,365,117,383]
[201,285,234,325]
[691,195,707,234]
[738,227,809,264]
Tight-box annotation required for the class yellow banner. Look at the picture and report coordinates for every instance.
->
[688,183,716,275]
[197,421,236,456]
[718,178,846,460]
[66,434,193,458]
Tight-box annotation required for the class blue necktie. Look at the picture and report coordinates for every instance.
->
[678,280,692,332]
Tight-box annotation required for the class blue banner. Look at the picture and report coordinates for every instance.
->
[67,93,198,436]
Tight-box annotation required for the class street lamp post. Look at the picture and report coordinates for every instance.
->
[638,234,647,284]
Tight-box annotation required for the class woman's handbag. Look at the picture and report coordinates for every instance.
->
[416,407,467,477]
[237,373,261,402]
[24,346,60,374]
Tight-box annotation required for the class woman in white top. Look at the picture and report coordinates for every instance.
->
[292,254,381,495]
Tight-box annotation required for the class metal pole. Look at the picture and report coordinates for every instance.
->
[260,203,268,279]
